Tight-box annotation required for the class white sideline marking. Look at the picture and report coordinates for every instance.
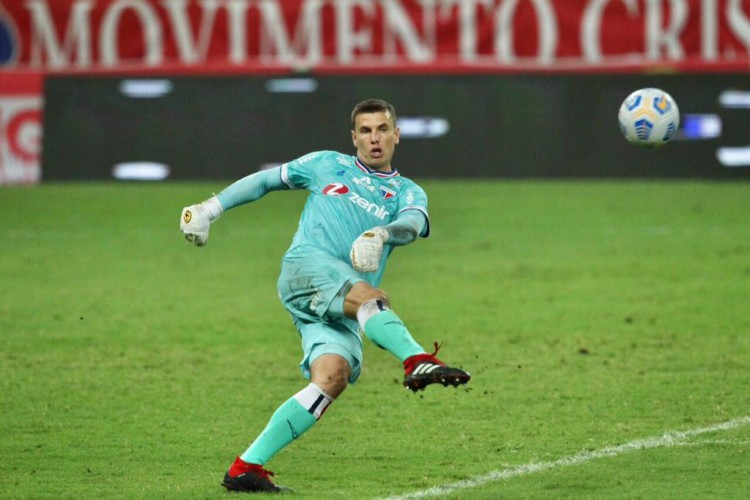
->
[381,416,750,500]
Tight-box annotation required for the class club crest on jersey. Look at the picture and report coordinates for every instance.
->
[379,186,397,200]
[322,183,350,196]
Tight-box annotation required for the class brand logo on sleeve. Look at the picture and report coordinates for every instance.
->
[322,183,349,196]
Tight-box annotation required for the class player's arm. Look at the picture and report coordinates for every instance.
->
[180,166,289,247]
[350,210,428,272]
[383,209,429,246]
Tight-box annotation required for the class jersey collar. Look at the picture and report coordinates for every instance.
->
[355,156,400,178]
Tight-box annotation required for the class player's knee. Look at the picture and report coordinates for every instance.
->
[344,282,390,318]
[322,369,349,396]
[367,287,389,305]
[311,354,350,398]
[355,296,392,330]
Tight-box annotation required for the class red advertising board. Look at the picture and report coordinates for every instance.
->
[1,1,748,184]
[1,0,749,74]
[0,72,42,184]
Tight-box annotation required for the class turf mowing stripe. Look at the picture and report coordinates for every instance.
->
[381,416,750,499]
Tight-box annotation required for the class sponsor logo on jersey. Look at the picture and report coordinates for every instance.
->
[352,175,376,193]
[322,182,349,196]
[348,193,390,220]
[379,186,397,199]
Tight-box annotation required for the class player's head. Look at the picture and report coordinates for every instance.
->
[351,98,397,129]
[351,98,400,172]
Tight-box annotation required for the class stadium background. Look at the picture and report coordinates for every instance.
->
[2,3,750,497]
[1,0,749,183]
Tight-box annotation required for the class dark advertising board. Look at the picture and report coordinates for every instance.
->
[42,74,750,180]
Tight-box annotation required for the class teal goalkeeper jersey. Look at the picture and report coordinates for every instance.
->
[281,150,430,285]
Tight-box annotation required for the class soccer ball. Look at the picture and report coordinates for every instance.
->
[618,88,680,148]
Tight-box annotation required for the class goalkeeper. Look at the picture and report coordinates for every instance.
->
[180,98,470,493]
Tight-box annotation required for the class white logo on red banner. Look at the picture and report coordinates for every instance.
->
[0,97,42,184]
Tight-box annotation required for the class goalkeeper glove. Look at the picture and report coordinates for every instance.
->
[350,227,389,272]
[180,197,223,247]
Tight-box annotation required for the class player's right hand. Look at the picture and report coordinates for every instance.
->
[180,204,211,247]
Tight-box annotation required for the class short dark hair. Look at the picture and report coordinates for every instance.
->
[351,98,397,129]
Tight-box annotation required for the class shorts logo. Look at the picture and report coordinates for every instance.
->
[183,210,193,223]
[322,182,349,196]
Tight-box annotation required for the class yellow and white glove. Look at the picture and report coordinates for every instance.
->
[180,197,223,247]
[350,227,389,272]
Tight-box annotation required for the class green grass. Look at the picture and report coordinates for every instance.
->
[1,181,749,499]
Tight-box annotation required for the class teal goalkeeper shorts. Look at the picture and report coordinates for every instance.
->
[277,246,365,383]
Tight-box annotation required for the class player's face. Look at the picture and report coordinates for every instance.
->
[351,111,400,171]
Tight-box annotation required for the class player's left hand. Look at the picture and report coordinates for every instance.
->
[350,227,389,272]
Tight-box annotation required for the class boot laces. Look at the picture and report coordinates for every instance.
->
[231,458,275,481]
[255,466,275,480]
[405,342,445,374]
[429,341,442,357]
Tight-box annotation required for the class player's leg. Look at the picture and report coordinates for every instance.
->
[223,343,354,493]
[345,281,471,391]
[234,351,347,466]
[224,253,363,492]
[222,381,327,493]
[343,282,423,360]
[309,352,351,397]
[237,356,340,464]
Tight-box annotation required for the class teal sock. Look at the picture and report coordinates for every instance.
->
[240,393,319,465]
[363,309,425,362]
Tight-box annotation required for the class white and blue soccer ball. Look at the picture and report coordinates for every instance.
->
[618,88,680,148]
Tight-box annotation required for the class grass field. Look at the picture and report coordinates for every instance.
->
[1,180,749,499]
